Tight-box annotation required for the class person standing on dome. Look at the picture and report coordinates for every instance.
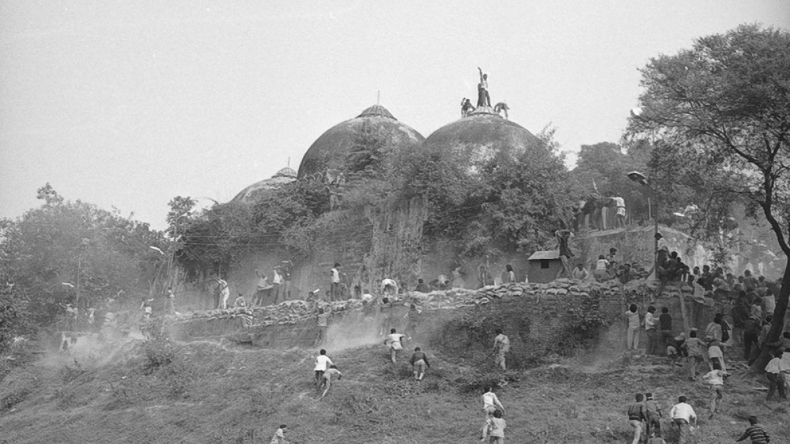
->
[477,67,491,107]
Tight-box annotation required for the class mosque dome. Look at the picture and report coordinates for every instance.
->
[231,166,297,204]
[424,108,542,166]
[297,104,425,179]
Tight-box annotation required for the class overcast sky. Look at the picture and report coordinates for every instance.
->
[1,1,788,230]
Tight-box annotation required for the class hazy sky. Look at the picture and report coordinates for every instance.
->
[2,1,788,229]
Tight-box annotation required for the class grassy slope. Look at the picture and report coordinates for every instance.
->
[1,334,789,443]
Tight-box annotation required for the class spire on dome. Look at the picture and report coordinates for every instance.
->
[357,104,396,120]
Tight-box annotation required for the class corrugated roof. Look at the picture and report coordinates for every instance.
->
[527,250,560,261]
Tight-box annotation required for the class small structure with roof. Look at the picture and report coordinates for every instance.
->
[526,250,562,284]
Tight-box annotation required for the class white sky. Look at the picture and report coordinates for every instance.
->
[1,1,788,230]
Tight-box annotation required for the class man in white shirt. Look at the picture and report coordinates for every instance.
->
[669,396,697,444]
[384,328,405,364]
[482,387,506,418]
[270,425,287,444]
[272,266,284,303]
[493,329,511,370]
[216,277,230,309]
[329,263,341,301]
[381,278,398,297]
[765,349,788,401]
[313,349,333,386]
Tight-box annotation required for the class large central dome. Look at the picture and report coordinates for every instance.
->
[424,108,542,164]
[297,104,425,179]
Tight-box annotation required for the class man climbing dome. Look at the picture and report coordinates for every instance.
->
[461,97,476,117]
[409,346,430,382]
[385,328,405,364]
[319,364,342,399]
[493,328,510,370]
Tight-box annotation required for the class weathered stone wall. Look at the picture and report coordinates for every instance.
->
[167,279,719,356]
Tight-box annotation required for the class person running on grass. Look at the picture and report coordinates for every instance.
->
[319,364,342,399]
[736,416,770,444]
[702,366,725,418]
[669,396,696,444]
[313,349,333,386]
[626,393,646,444]
[484,409,506,443]
[384,328,405,363]
[482,387,506,418]
[493,329,510,370]
[409,347,430,382]
[269,424,288,444]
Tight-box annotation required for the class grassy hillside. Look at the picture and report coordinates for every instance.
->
[1,324,788,443]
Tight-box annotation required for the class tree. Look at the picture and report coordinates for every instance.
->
[627,24,790,371]
[0,184,167,332]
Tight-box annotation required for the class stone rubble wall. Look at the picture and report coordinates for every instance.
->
[166,278,713,353]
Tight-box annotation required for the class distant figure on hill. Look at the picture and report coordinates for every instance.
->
[482,387,506,419]
[381,277,398,297]
[165,287,175,315]
[253,271,270,307]
[626,393,646,444]
[313,349,333,386]
[594,255,610,282]
[409,346,430,382]
[233,293,246,308]
[625,304,640,350]
[659,307,672,356]
[319,364,342,399]
[315,307,331,346]
[682,330,705,380]
[140,297,154,320]
[493,329,510,370]
[644,306,658,355]
[269,424,288,444]
[571,262,589,280]
[280,260,293,300]
[702,368,725,418]
[484,409,506,443]
[736,416,770,444]
[613,194,626,228]
[643,393,662,439]
[501,264,516,284]
[330,263,341,301]
[385,328,405,363]
[669,396,696,444]
[414,278,431,294]
[378,297,394,336]
[404,304,421,339]
[272,265,284,303]
[554,229,574,279]
[765,349,787,401]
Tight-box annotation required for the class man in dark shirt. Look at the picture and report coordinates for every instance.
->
[659,307,673,355]
[627,393,646,444]
[736,416,770,444]
[644,393,662,439]
[414,278,431,294]
[409,346,431,381]
[555,229,574,279]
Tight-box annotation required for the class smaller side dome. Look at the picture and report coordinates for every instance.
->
[275,167,297,178]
